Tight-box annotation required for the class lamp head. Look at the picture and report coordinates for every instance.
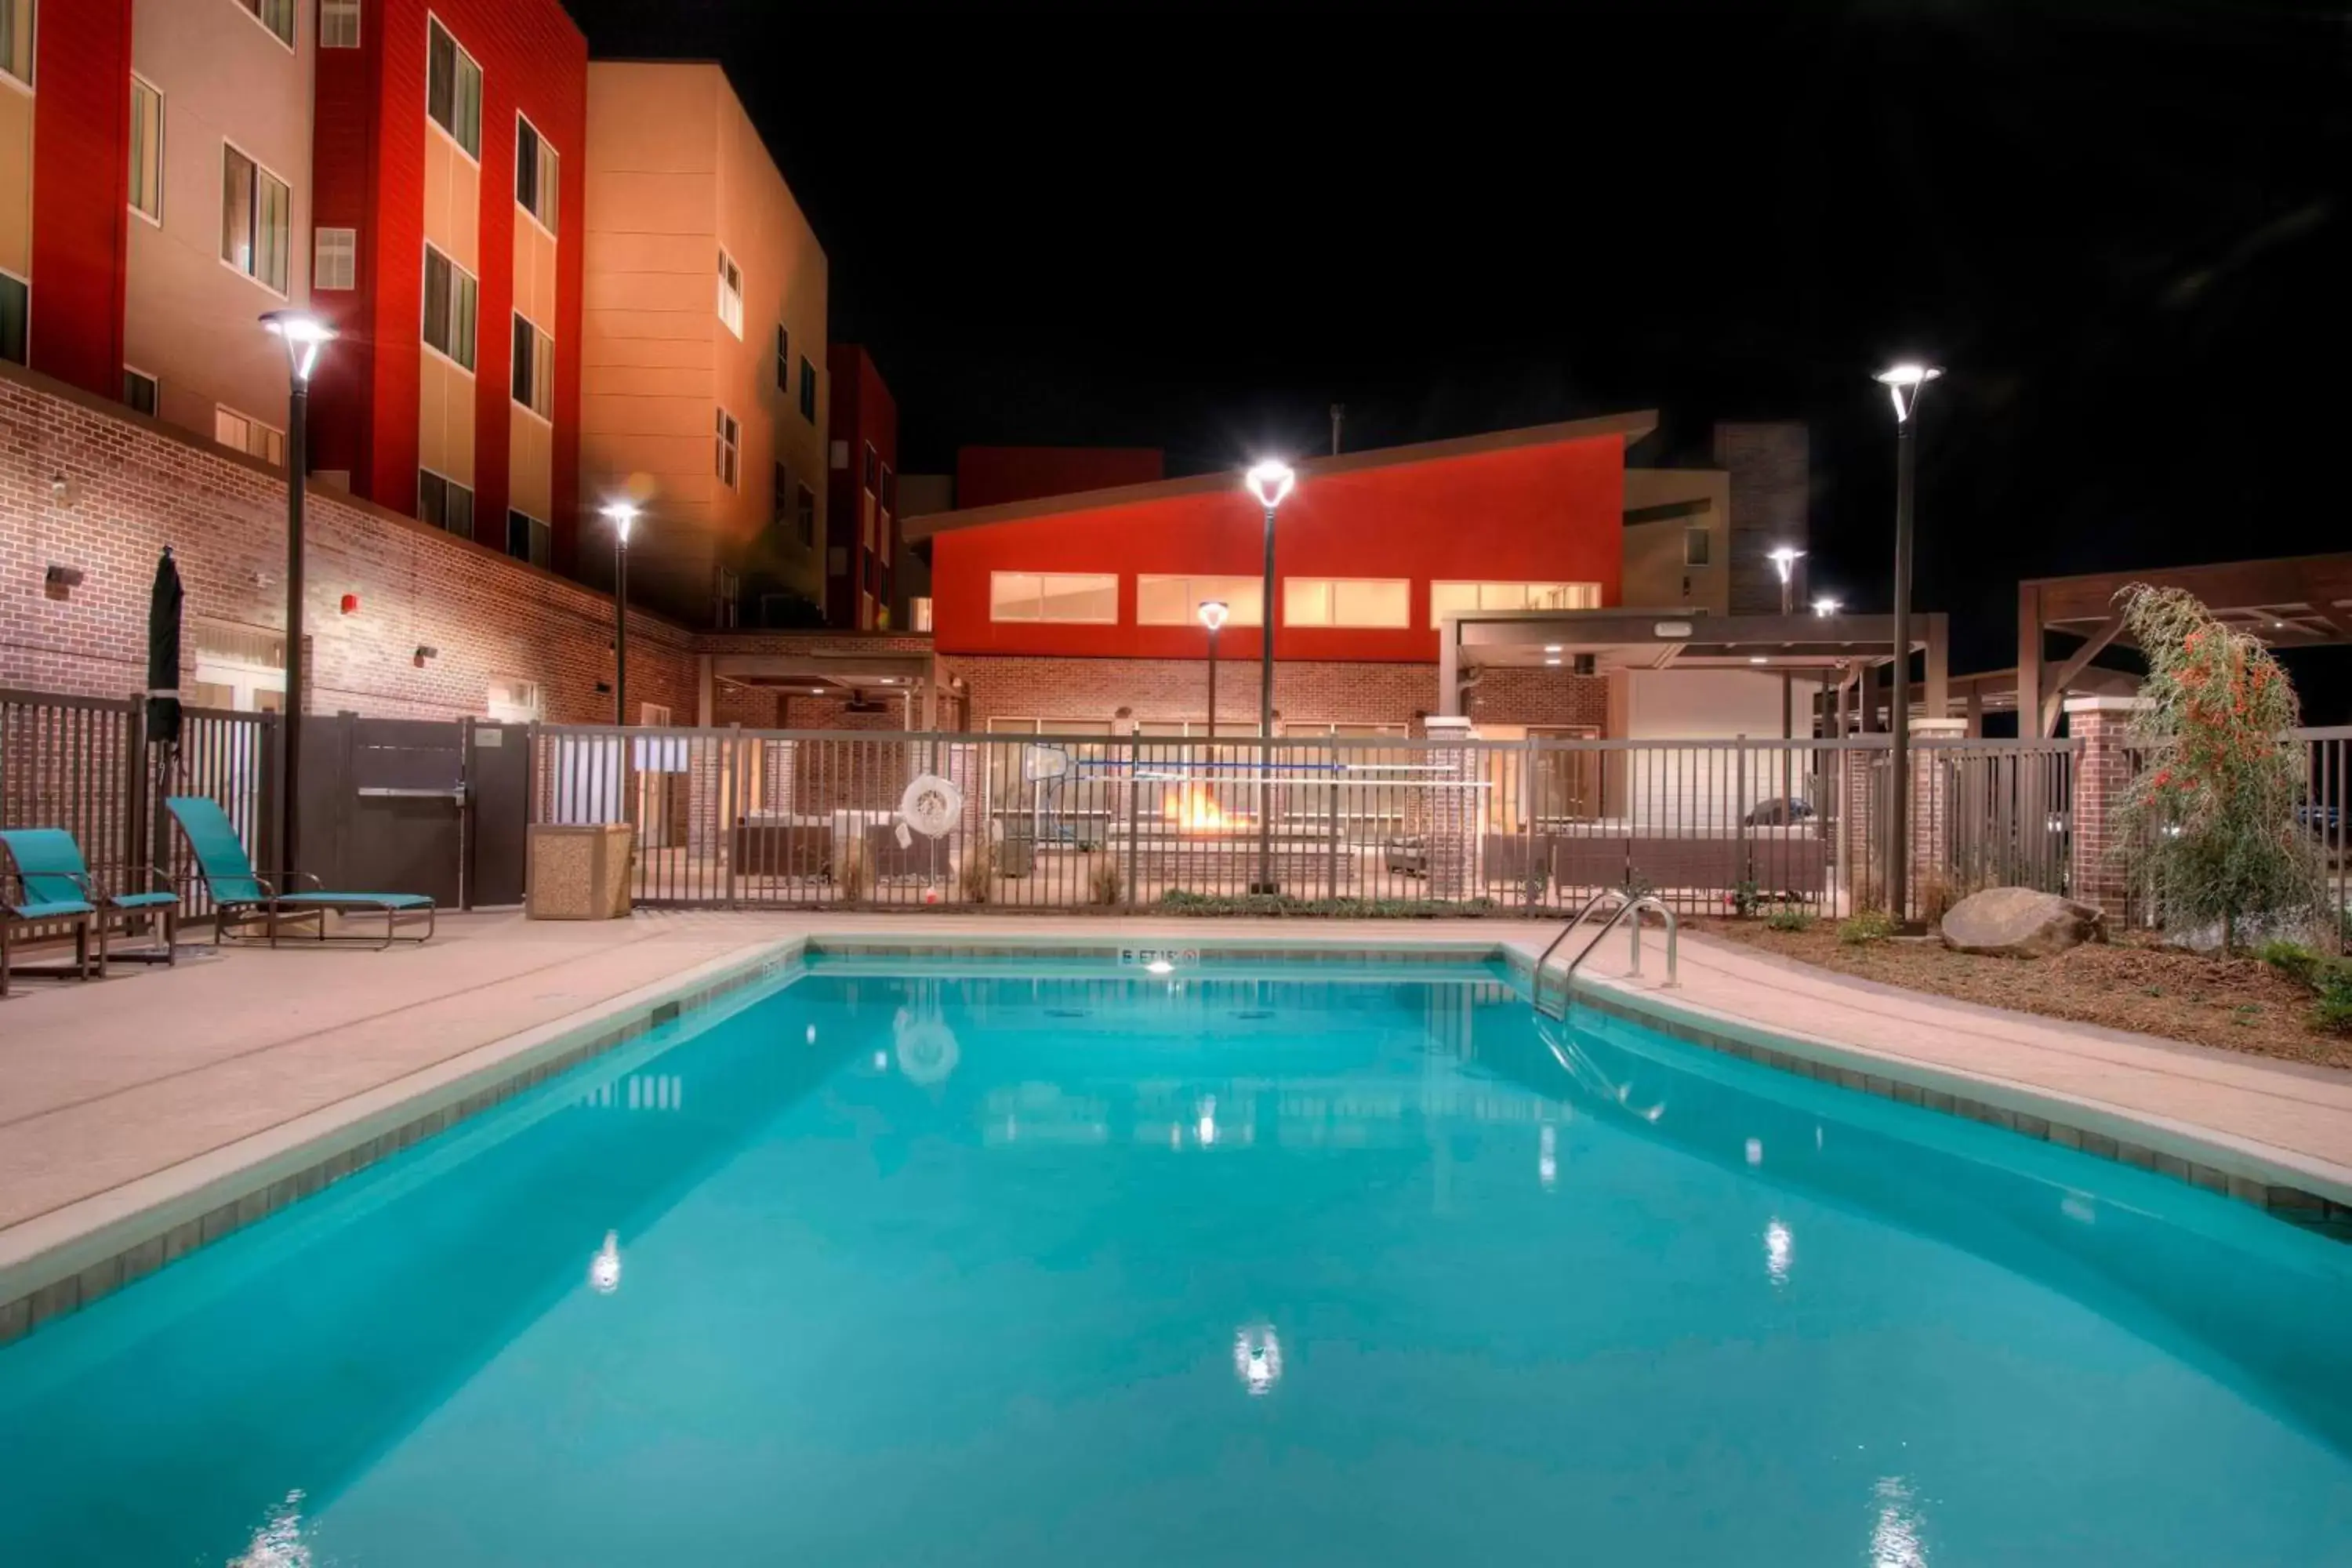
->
[1766,545,1806,583]
[1243,459,1295,510]
[1873,361,1943,423]
[260,310,337,387]
[601,501,640,545]
[1811,596,1842,617]
[1196,599,1230,633]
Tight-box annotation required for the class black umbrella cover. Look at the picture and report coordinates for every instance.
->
[146,546,184,745]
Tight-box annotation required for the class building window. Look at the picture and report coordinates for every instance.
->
[796,483,816,549]
[1138,575,1264,627]
[989,572,1118,624]
[486,677,543,723]
[773,325,789,390]
[714,568,740,629]
[714,407,740,488]
[909,597,933,633]
[0,273,22,366]
[799,357,817,423]
[1285,578,1410,629]
[124,368,160,416]
[314,227,356,291]
[221,143,292,295]
[216,405,286,466]
[1428,580,1602,625]
[422,245,477,370]
[716,249,742,336]
[505,508,550,568]
[516,114,558,233]
[881,463,895,513]
[510,314,553,419]
[0,0,31,86]
[426,16,482,159]
[862,443,879,493]
[771,461,791,533]
[236,0,296,49]
[129,78,164,223]
[418,468,474,540]
[1683,526,1711,567]
[320,0,361,49]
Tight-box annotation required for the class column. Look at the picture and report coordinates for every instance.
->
[1909,717,1965,915]
[1423,716,1479,902]
[2065,696,2143,924]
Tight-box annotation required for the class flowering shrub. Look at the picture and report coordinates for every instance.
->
[2111,586,2318,953]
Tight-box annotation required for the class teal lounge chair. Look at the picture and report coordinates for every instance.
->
[0,829,121,996]
[165,796,435,949]
[0,829,180,997]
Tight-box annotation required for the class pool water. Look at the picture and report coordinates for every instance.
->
[3,957,2350,1565]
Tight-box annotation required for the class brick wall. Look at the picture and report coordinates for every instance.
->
[1467,670,1610,731]
[0,363,695,722]
[937,655,1438,731]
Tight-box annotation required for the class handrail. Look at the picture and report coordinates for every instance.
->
[1532,891,1679,1018]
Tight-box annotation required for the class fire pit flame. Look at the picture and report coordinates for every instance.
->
[1162,783,1248,831]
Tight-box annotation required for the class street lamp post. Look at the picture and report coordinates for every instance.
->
[1767,545,1806,807]
[259,310,336,879]
[601,503,639,725]
[1243,460,1295,895]
[1197,599,1229,739]
[1875,361,1941,921]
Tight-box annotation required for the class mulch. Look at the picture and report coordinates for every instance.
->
[1695,918,2352,1071]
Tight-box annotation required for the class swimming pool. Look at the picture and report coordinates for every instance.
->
[2,953,2347,1564]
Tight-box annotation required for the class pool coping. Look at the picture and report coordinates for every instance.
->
[3,928,2348,1345]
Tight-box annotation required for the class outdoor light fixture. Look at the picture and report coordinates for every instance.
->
[1812,597,1842,617]
[1766,545,1806,604]
[1196,600,1230,633]
[1874,361,1943,423]
[1543,644,1563,654]
[1750,656,1769,665]
[1241,460,1295,893]
[601,503,641,725]
[260,309,336,881]
[1875,358,1943,920]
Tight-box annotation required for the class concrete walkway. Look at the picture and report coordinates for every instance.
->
[2,910,2348,1267]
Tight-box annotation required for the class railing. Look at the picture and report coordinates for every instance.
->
[528,724,2080,920]
[0,688,276,924]
[1532,888,1679,1018]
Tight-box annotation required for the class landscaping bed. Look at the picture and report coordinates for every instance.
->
[1696,918,2352,1070]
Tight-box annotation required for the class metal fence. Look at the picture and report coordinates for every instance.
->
[531,724,2080,920]
[0,688,275,924]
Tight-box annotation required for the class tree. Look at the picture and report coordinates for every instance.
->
[2111,585,2318,953]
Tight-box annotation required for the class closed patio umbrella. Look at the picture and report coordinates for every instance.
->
[146,546,183,746]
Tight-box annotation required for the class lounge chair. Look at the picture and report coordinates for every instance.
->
[165,796,435,949]
[0,829,179,995]
[0,829,116,996]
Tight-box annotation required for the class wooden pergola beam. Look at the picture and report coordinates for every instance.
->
[2039,614,2125,739]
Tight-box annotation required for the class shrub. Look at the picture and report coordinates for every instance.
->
[1156,890,1499,919]
[1089,857,1124,907]
[1726,879,1762,918]
[2314,970,2352,1035]
[1766,904,1814,933]
[2111,585,2321,953]
[2256,938,2322,990]
[834,838,870,902]
[1838,909,1898,946]
[958,842,996,904]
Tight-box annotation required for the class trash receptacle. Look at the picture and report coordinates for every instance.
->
[998,822,1034,878]
[528,822,634,919]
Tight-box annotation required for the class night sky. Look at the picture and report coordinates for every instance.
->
[568,1,2350,716]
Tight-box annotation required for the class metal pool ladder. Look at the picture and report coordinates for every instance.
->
[1531,888,1679,1018]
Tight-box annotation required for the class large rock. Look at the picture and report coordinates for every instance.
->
[1939,887,2104,958]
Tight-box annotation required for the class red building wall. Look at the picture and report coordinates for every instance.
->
[310,0,585,560]
[956,446,1164,510]
[931,434,1626,663]
[826,345,898,628]
[27,0,132,397]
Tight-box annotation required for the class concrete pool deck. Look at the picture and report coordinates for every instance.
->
[3,909,2350,1336]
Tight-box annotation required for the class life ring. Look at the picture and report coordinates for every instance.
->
[895,1014,960,1085]
[899,773,962,839]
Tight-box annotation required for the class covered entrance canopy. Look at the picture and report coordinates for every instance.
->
[2019,553,2352,737]
[699,648,960,729]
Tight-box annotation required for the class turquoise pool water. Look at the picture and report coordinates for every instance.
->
[2,956,2350,1565]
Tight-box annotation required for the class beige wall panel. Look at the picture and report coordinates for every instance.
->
[418,351,476,485]
[513,219,558,329]
[581,335,710,370]
[582,365,707,400]
[590,171,717,235]
[584,67,717,179]
[584,230,715,275]
[423,129,480,271]
[510,412,553,522]
[581,392,713,439]
[583,269,711,317]
[0,89,31,278]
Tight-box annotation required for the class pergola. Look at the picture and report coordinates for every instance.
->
[2017,553,2352,737]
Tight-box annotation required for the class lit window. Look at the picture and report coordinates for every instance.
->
[426,17,482,158]
[1137,575,1264,626]
[0,0,31,85]
[124,368,160,416]
[486,677,543,723]
[799,357,818,423]
[510,313,554,419]
[0,274,23,366]
[1429,581,1602,624]
[235,0,296,49]
[714,407,740,488]
[1684,526,1711,567]
[418,468,475,540]
[422,245,477,370]
[314,227,357,290]
[775,325,789,390]
[717,249,742,336]
[320,0,361,48]
[221,143,292,294]
[216,405,286,466]
[129,78,164,222]
[990,572,1118,624]
[1285,578,1410,628]
[516,115,559,233]
[506,509,550,568]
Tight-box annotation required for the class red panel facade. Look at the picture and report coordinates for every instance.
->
[310,0,585,557]
[956,445,1164,511]
[826,345,899,629]
[931,434,1626,662]
[27,0,132,397]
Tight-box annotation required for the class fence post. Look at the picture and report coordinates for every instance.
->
[1124,733,1142,913]
[1423,717,1477,904]
[125,697,151,899]
[2065,696,2143,926]
[1324,737,1341,901]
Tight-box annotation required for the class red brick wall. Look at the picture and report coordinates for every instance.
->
[1468,670,1610,731]
[0,363,691,720]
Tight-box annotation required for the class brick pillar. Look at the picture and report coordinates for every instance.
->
[946,741,983,861]
[1838,737,1886,913]
[1424,716,1479,903]
[1909,718,1965,912]
[2066,696,2143,924]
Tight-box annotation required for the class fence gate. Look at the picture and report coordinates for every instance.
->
[299,716,467,908]
[466,720,532,907]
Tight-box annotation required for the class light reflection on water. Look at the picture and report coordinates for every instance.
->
[227,1490,310,1568]
[1871,1475,1930,1567]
